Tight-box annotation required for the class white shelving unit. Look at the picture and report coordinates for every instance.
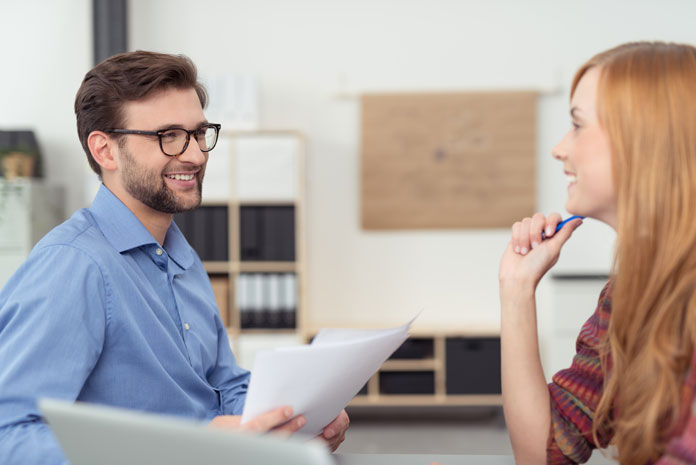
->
[0,179,64,288]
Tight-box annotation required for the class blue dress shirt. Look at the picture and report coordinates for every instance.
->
[0,184,249,465]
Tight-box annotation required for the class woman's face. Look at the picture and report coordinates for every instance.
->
[552,66,618,230]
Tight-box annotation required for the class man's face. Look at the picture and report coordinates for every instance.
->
[116,87,208,214]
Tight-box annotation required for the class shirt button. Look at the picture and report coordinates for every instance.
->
[184,323,190,331]
[155,248,163,256]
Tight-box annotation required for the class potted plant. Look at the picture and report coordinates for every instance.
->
[0,130,42,180]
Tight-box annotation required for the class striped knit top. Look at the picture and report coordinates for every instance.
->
[547,281,696,464]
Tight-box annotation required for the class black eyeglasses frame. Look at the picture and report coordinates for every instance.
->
[105,123,222,157]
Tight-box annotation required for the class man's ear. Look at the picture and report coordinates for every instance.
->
[87,131,119,172]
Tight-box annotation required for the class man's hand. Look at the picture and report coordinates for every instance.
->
[210,407,349,452]
[317,409,349,452]
[209,406,306,434]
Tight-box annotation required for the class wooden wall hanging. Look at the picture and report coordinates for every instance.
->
[361,91,537,229]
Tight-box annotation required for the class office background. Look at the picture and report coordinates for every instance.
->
[1,1,693,461]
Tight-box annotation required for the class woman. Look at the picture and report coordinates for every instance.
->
[499,42,696,464]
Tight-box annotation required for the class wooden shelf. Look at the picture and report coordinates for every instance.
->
[236,328,299,336]
[380,359,439,371]
[237,261,297,273]
[237,200,296,207]
[196,132,504,411]
[303,325,500,339]
[192,131,306,374]
[349,394,502,407]
[203,261,230,273]
[204,261,300,273]
[199,200,229,207]
[336,333,500,407]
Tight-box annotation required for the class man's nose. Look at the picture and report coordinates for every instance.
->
[178,137,207,165]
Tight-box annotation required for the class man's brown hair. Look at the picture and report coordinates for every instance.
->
[74,50,207,176]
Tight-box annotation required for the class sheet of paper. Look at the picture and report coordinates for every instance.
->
[241,317,415,435]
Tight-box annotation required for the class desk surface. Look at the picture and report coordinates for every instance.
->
[334,454,515,465]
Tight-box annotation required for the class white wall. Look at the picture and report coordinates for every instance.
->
[4,1,695,373]
[129,0,694,336]
[0,0,92,214]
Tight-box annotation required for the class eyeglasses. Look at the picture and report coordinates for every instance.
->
[106,123,222,157]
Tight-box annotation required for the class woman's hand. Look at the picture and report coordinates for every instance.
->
[499,213,582,294]
[498,212,581,465]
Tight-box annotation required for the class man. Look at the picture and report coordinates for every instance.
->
[0,51,348,464]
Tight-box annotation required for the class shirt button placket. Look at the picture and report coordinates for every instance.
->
[154,248,167,271]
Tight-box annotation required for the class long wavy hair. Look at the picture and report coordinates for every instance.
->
[573,42,696,464]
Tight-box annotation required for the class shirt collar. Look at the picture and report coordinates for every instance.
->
[162,220,193,270]
[89,184,193,270]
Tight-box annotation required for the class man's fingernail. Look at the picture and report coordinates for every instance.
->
[546,227,552,236]
[297,417,305,427]
[514,246,520,253]
[531,241,539,249]
[284,408,292,417]
[521,247,528,255]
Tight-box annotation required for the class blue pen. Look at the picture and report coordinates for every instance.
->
[541,215,585,240]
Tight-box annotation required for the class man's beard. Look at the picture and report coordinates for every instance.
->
[120,147,203,214]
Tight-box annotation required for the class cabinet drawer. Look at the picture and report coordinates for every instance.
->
[379,371,435,395]
[446,337,501,394]
[240,206,295,261]
[390,338,434,359]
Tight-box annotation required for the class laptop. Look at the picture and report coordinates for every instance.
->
[39,398,335,465]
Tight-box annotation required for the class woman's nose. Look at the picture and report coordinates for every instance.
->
[551,133,570,161]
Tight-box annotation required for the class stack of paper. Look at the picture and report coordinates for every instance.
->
[241,318,415,435]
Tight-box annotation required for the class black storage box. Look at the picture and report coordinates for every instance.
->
[389,338,434,360]
[379,371,435,395]
[240,206,295,261]
[174,206,229,261]
[445,337,501,394]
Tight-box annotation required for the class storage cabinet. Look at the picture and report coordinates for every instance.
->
[239,206,295,261]
[445,337,501,395]
[174,132,503,407]
[0,180,64,288]
[344,330,502,407]
[173,131,305,370]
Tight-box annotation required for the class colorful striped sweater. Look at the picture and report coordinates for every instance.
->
[547,282,696,464]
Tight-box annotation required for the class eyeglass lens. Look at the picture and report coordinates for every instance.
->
[160,126,218,156]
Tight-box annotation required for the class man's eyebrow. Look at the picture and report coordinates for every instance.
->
[154,121,209,131]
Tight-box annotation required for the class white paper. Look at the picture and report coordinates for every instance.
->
[241,317,416,435]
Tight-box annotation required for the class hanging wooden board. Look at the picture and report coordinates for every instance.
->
[361,91,537,229]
